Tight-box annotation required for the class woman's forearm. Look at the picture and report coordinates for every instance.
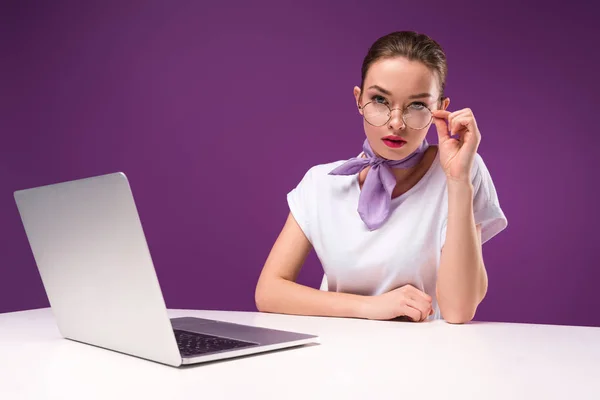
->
[437,180,487,324]
[255,277,370,318]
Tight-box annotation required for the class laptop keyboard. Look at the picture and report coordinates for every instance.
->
[174,329,257,357]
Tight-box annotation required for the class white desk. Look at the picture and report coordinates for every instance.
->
[1,308,599,399]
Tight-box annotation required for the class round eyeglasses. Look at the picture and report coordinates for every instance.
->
[358,100,437,130]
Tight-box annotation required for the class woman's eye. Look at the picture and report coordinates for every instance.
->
[409,102,427,110]
[371,95,387,104]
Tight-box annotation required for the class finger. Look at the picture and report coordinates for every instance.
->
[408,290,431,308]
[406,285,432,303]
[449,108,472,118]
[431,110,450,142]
[408,296,432,321]
[405,299,431,322]
[401,303,422,322]
[447,110,472,134]
[450,116,471,136]
[426,305,435,320]
[432,109,451,119]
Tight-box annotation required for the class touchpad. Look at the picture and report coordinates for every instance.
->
[170,317,219,331]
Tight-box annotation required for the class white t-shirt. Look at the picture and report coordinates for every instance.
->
[286,145,508,320]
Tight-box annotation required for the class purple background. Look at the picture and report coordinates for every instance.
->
[1,1,599,326]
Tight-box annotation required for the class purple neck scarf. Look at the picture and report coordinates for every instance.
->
[328,138,429,230]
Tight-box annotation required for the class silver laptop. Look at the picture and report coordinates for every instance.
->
[13,172,318,367]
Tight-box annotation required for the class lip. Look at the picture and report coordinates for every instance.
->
[382,135,407,148]
[382,135,407,142]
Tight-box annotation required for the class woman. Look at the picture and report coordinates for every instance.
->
[255,31,508,324]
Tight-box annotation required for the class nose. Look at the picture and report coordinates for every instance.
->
[388,108,405,130]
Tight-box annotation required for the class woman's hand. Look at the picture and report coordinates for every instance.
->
[362,285,433,321]
[431,108,481,183]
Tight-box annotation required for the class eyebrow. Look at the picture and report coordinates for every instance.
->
[367,85,432,99]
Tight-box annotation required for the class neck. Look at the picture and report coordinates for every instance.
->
[391,163,423,182]
[359,146,434,187]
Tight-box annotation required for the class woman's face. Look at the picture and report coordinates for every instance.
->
[354,56,450,160]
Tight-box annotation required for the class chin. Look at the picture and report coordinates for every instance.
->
[382,142,412,156]
[376,146,406,160]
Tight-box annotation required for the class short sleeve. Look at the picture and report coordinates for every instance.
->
[471,154,508,244]
[286,167,316,243]
[441,153,508,246]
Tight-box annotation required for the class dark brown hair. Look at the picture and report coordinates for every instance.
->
[360,31,448,104]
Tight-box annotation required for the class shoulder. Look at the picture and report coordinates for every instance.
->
[469,151,502,203]
[297,159,348,185]
[469,152,492,184]
[287,159,351,219]
[472,152,486,174]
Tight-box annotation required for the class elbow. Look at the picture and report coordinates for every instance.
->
[439,300,477,324]
[254,285,269,312]
[255,296,272,314]
[254,278,276,313]
[444,309,475,324]
[437,282,485,325]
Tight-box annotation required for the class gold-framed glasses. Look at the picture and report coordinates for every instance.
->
[359,97,444,130]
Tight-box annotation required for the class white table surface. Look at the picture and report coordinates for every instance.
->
[1,308,599,399]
